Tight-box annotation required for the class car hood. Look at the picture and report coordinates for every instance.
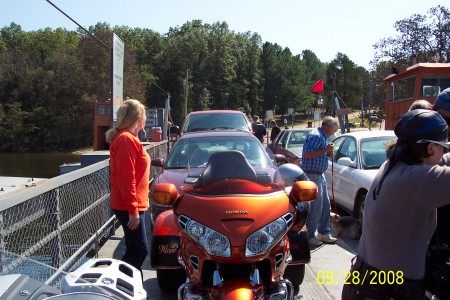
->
[288,146,303,157]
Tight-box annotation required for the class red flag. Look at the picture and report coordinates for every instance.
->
[312,79,324,93]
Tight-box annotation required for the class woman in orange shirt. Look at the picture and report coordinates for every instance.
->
[105,99,150,275]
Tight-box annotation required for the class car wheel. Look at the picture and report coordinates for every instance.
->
[356,193,366,226]
[284,263,305,293]
[156,268,186,292]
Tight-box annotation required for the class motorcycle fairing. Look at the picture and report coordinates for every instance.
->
[175,190,294,247]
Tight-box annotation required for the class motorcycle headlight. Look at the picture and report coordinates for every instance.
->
[245,213,292,257]
[179,216,231,257]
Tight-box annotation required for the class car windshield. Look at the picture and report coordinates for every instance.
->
[360,137,397,169]
[165,136,271,168]
[183,113,250,133]
[287,131,310,148]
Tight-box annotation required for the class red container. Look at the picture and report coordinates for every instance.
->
[152,127,162,142]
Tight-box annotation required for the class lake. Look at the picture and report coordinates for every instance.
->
[0,152,81,179]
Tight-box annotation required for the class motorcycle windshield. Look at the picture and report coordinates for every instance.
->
[188,178,285,195]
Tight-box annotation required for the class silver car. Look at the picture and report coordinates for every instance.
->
[324,130,397,223]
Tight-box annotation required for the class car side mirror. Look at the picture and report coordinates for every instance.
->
[336,157,356,168]
[151,158,164,167]
[274,154,288,165]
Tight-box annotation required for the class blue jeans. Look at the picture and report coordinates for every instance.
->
[306,174,331,239]
[113,209,149,272]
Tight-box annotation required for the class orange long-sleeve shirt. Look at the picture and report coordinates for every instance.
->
[109,130,150,215]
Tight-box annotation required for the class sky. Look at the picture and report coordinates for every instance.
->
[1,1,446,69]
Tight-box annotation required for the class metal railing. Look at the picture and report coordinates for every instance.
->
[0,141,168,286]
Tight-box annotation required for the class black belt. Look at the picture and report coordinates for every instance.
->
[305,170,323,175]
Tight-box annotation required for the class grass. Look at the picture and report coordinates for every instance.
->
[71,147,94,154]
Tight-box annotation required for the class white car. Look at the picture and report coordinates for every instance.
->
[271,128,313,165]
[324,130,397,223]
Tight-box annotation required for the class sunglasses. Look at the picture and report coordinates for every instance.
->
[416,139,450,154]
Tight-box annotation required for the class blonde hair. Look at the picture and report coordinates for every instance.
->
[105,99,146,143]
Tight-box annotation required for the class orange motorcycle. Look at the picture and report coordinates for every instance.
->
[151,150,317,300]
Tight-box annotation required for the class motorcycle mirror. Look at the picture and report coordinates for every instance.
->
[290,181,317,203]
[151,183,180,206]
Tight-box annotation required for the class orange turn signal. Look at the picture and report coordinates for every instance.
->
[151,183,179,206]
[290,181,317,203]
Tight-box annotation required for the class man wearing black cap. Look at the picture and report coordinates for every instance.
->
[251,115,267,144]
[433,87,450,127]
[342,109,450,300]
[434,88,450,163]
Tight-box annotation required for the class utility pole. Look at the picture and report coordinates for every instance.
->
[184,69,189,116]
[361,95,365,127]
[331,72,345,134]
[368,81,374,131]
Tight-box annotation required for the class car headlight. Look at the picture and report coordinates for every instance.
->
[245,213,292,257]
[178,215,231,257]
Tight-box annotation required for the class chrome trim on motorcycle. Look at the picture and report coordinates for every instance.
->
[282,212,294,228]
[250,268,262,285]
[178,215,189,230]
[286,253,292,264]
[189,256,199,270]
[274,253,283,269]
[178,283,204,300]
[212,270,223,286]
[178,251,186,267]
[269,280,293,300]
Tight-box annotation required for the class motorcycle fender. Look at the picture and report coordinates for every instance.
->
[210,279,262,300]
[288,230,311,264]
[150,210,181,268]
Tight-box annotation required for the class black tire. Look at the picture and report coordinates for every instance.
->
[284,263,305,287]
[356,192,366,227]
[156,268,187,292]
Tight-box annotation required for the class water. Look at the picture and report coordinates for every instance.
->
[0,152,81,178]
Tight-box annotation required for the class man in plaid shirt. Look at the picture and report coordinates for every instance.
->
[302,116,339,246]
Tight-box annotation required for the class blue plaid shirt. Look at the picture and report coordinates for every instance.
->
[301,127,328,173]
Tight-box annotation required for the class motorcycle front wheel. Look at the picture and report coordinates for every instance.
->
[156,268,187,292]
[284,264,305,294]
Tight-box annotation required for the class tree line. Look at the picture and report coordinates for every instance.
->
[0,5,448,152]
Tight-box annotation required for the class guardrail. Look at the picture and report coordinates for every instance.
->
[0,141,168,285]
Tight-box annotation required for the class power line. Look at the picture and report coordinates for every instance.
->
[45,0,110,51]
[45,0,170,96]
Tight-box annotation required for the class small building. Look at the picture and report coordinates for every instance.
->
[384,63,450,130]
[93,101,112,151]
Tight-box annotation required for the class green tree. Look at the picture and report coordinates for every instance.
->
[373,5,450,66]
[326,53,367,111]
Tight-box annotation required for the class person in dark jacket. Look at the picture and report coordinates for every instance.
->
[342,109,450,300]
[251,115,266,143]
[270,120,281,145]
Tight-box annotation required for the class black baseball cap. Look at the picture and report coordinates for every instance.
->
[394,109,448,143]
[433,87,450,112]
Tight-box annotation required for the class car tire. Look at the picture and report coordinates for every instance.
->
[356,193,366,226]
[284,263,305,293]
[156,268,187,292]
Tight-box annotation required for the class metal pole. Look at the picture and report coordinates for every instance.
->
[184,69,189,116]
[361,95,364,127]
[369,81,372,131]
[163,94,170,141]
[331,72,345,134]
